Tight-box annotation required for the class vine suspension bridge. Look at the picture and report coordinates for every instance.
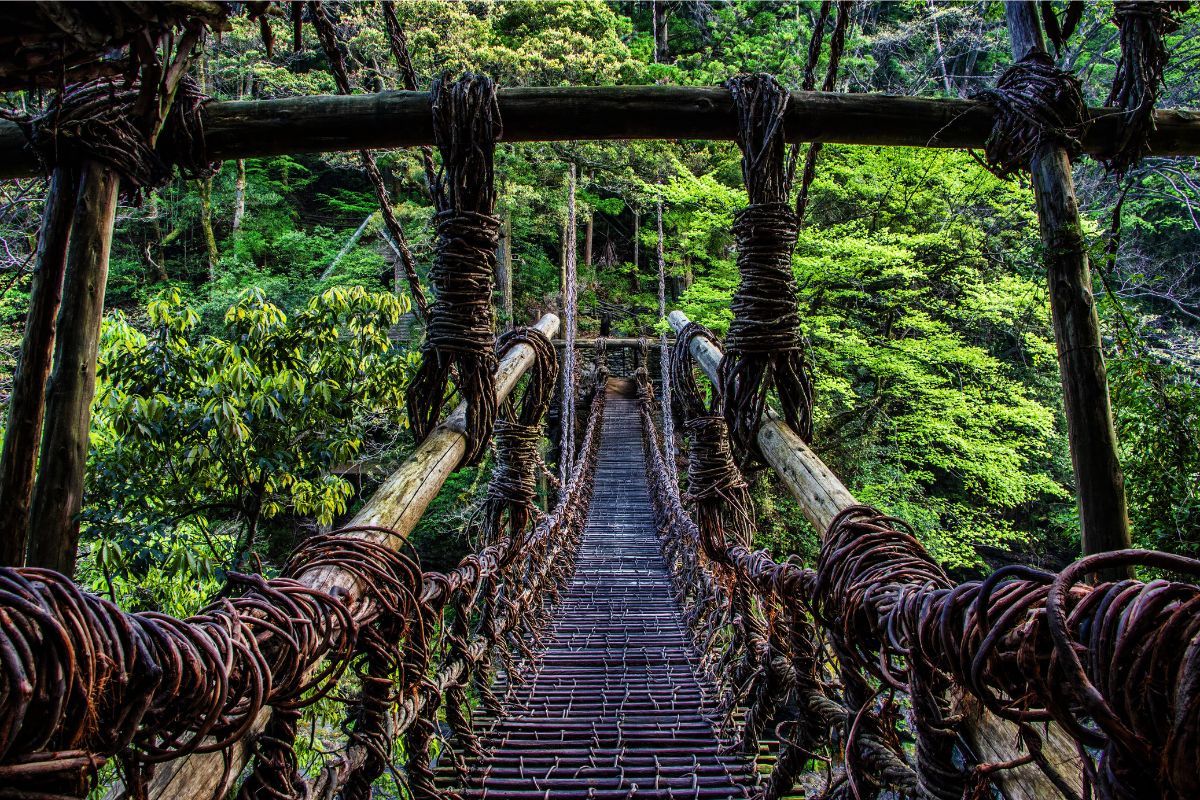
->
[2,3,1200,800]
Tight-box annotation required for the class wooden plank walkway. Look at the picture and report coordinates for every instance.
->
[455,393,755,799]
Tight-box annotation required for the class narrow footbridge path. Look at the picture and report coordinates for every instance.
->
[459,393,755,799]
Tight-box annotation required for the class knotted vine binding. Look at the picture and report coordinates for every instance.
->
[405,74,503,466]
[20,75,217,201]
[1105,1,1190,176]
[482,327,557,561]
[973,52,1086,179]
[721,74,815,464]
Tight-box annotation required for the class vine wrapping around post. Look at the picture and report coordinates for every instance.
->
[721,73,815,466]
[405,73,503,466]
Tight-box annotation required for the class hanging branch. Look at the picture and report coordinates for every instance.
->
[720,73,815,466]
[307,2,428,317]
[405,73,503,466]
[794,1,851,226]
[380,1,441,206]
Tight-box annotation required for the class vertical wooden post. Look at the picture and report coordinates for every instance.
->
[1005,2,1131,577]
[0,167,78,565]
[26,161,121,574]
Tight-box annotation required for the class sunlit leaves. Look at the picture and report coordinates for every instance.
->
[86,286,413,583]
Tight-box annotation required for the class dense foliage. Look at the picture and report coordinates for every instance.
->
[2,1,1199,608]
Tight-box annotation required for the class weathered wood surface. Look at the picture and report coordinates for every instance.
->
[1006,2,1131,579]
[113,312,561,800]
[26,161,120,574]
[667,310,1083,800]
[1,86,1199,178]
[0,166,75,564]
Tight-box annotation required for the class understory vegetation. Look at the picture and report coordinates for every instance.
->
[2,1,1199,611]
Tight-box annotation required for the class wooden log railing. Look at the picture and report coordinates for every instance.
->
[114,312,560,800]
[1,86,1199,179]
[666,310,1083,800]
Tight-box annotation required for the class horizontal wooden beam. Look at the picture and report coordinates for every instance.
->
[2,86,1199,179]
[111,313,561,800]
[666,309,1083,800]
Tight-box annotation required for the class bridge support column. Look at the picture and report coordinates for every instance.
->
[1005,1,1132,579]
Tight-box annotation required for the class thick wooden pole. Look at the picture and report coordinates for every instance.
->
[667,310,1083,800]
[26,161,120,574]
[107,313,561,800]
[1,88,1199,179]
[1005,2,1131,577]
[0,167,77,565]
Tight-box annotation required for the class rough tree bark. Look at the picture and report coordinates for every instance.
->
[496,211,514,331]
[232,158,246,231]
[26,161,120,574]
[630,208,639,292]
[1,88,1198,178]
[1005,1,1132,579]
[197,176,218,279]
[0,166,77,565]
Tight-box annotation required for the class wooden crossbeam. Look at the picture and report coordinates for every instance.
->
[1,87,1198,179]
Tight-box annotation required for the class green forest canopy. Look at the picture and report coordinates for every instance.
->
[1,1,1198,611]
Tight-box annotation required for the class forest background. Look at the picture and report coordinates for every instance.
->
[1,0,1198,614]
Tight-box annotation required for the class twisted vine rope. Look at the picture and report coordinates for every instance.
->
[973,52,1086,178]
[1105,1,1191,175]
[20,74,215,202]
[644,331,1200,800]
[0,329,612,799]
[791,0,851,226]
[721,74,815,464]
[406,74,503,467]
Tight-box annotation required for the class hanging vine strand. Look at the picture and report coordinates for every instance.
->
[1104,1,1191,175]
[307,2,429,317]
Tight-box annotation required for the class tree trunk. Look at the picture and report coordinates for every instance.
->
[26,161,120,574]
[0,167,77,565]
[630,208,640,292]
[1005,1,1131,580]
[584,210,594,270]
[929,0,954,96]
[141,192,168,282]
[198,176,219,280]
[232,159,246,232]
[496,212,514,331]
[1,88,1199,178]
[652,1,659,64]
